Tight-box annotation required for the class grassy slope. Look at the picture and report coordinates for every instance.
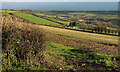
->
[13,12,61,26]
[38,25,118,44]
[16,22,119,55]
[1,10,61,26]
[22,23,119,57]
[47,42,119,69]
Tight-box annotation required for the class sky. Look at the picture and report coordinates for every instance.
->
[1,0,120,2]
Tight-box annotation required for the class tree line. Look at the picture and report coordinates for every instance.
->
[69,21,119,35]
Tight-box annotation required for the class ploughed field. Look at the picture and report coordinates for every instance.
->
[1,10,120,71]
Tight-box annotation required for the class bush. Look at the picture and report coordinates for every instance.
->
[2,16,47,70]
[69,21,78,26]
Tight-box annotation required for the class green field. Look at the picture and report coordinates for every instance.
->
[2,10,61,26]
[13,12,61,26]
[68,12,117,19]
[46,42,119,69]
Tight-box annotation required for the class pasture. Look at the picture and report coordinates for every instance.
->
[13,12,61,26]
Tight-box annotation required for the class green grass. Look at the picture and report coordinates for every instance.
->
[13,12,61,26]
[47,42,119,68]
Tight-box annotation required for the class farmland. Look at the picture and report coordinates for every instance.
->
[13,12,61,26]
[1,9,120,71]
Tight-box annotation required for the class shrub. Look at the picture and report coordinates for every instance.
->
[2,16,47,70]
[69,21,78,26]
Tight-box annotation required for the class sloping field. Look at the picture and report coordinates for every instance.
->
[23,24,119,56]
[13,12,61,26]
[38,25,118,45]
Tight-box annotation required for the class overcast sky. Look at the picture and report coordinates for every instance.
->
[1,0,120,2]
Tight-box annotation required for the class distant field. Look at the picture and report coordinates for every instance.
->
[69,12,87,15]
[12,12,62,26]
[55,20,70,25]
[68,12,117,19]
[97,15,117,19]
[36,13,70,25]
[68,12,87,17]
[36,13,56,17]
[36,13,45,16]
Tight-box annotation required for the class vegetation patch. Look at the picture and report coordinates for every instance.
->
[46,42,119,70]
[2,16,47,71]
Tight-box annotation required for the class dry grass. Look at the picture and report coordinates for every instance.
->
[39,25,118,44]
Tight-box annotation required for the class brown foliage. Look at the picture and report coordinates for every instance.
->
[2,16,47,66]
